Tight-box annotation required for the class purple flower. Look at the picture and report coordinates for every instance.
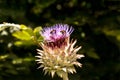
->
[40,24,74,48]
[36,24,84,79]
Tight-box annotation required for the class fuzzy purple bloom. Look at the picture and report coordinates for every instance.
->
[41,24,74,42]
[40,24,74,48]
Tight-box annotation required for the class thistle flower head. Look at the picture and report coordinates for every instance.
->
[36,24,84,78]
[41,24,74,42]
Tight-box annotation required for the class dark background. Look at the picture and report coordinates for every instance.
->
[0,0,120,80]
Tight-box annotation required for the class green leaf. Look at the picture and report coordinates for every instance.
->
[14,40,34,46]
[20,24,28,30]
[37,36,43,42]
[12,31,31,40]
[103,30,120,37]
[33,26,42,34]
[86,49,100,59]
[14,41,23,46]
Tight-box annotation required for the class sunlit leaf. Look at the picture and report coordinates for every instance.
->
[14,41,23,46]
[33,26,42,34]
[12,31,31,40]
[20,24,28,30]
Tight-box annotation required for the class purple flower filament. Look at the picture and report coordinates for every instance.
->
[41,24,74,49]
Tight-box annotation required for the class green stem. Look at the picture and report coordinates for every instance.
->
[62,72,69,80]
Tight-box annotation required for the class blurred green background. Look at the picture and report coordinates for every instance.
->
[0,0,120,80]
